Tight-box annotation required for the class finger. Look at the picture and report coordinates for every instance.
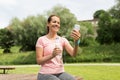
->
[71,31,80,37]
[73,29,80,32]
[71,33,80,38]
[71,33,80,39]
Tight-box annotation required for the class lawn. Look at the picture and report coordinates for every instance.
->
[0,63,119,80]
[64,64,120,80]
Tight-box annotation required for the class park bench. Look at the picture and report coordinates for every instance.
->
[0,66,15,74]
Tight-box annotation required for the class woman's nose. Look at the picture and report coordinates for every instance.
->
[55,23,59,26]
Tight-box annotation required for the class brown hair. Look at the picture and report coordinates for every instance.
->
[46,14,60,34]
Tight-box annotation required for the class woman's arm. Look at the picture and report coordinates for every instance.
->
[64,41,79,57]
[36,47,62,65]
[36,47,54,65]
[64,30,80,57]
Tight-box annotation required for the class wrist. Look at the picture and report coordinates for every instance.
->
[52,51,56,57]
[75,39,80,46]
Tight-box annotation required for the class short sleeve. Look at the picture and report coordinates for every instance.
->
[61,37,70,47]
[36,37,44,48]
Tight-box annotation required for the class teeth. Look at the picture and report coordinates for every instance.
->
[52,26,59,29]
[54,26,58,28]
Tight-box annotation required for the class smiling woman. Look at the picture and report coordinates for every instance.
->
[46,15,60,34]
[35,14,81,80]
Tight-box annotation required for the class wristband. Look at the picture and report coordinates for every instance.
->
[75,39,80,46]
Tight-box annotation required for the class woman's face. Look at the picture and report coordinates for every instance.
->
[47,16,60,33]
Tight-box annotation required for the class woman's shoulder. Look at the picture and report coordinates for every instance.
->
[59,36,68,42]
[59,36,67,40]
[38,35,46,40]
[36,36,47,43]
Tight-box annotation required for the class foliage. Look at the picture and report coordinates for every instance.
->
[64,43,120,63]
[0,51,36,65]
[93,9,106,19]
[0,28,15,53]
[0,43,120,65]
[109,0,120,19]
[19,15,46,51]
[95,0,120,44]
[96,11,113,44]
[8,17,23,45]
[78,22,97,46]
[111,19,120,43]
[9,15,46,51]
[108,0,120,43]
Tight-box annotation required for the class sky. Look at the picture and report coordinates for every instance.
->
[0,0,115,28]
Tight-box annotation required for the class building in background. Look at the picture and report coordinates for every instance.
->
[78,18,99,38]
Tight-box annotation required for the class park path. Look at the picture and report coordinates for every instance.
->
[64,63,120,66]
[0,74,37,80]
[10,63,120,67]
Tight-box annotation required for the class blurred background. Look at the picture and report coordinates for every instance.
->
[0,0,120,64]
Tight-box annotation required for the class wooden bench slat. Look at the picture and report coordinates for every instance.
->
[0,66,15,74]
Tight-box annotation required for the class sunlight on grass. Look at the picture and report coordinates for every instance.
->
[64,65,120,80]
[0,48,3,54]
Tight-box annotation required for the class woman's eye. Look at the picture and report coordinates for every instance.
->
[52,21,60,24]
[53,21,56,23]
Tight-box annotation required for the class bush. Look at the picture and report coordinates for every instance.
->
[0,43,120,65]
[64,43,120,63]
[0,51,36,65]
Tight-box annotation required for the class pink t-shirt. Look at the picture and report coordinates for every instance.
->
[36,35,69,74]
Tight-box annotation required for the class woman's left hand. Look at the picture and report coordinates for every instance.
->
[71,30,81,41]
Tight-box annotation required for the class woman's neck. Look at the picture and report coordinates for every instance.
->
[46,32,58,40]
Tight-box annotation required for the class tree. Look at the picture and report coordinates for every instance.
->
[0,28,14,53]
[93,9,106,19]
[95,0,120,44]
[19,15,46,51]
[96,11,113,44]
[9,15,46,51]
[8,17,22,45]
[112,19,120,43]
[109,0,120,43]
[79,22,96,46]
[109,0,120,19]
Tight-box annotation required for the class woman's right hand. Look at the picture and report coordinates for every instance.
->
[52,47,62,57]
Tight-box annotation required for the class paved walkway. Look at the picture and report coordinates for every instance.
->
[64,63,120,66]
[5,63,120,67]
[0,74,37,80]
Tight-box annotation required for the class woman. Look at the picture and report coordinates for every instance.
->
[36,14,81,80]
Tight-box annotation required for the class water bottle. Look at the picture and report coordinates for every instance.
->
[55,37,60,48]
[73,24,80,31]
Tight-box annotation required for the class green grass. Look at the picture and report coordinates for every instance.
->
[0,51,36,65]
[65,65,120,80]
[1,64,120,80]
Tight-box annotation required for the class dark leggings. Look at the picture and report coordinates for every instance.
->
[37,72,76,80]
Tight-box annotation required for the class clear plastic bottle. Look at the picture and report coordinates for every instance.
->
[73,24,80,31]
[55,37,60,48]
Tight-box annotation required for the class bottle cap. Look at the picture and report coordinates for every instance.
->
[74,24,80,31]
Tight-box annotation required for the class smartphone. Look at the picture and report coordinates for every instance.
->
[73,24,80,31]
